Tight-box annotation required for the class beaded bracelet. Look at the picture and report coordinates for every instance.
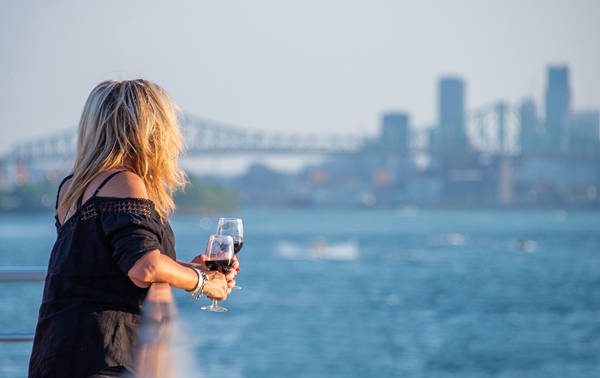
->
[187,266,207,300]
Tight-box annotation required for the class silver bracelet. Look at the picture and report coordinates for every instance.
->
[188,266,207,300]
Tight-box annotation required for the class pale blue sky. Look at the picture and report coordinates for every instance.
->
[1,0,599,153]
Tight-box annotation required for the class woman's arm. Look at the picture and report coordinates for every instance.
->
[128,250,231,300]
[129,250,200,291]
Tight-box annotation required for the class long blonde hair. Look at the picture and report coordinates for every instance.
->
[57,79,187,220]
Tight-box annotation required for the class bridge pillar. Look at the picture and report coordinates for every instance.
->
[496,102,508,155]
[498,157,513,205]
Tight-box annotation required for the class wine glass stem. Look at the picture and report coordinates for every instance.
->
[212,299,218,308]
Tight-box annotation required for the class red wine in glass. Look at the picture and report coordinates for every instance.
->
[201,234,234,312]
[205,259,232,273]
[217,218,244,290]
[233,241,243,255]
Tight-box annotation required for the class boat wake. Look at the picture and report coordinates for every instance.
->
[276,239,359,261]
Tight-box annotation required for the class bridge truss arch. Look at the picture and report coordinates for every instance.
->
[3,103,523,165]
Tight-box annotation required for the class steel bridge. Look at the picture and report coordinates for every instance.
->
[3,102,521,163]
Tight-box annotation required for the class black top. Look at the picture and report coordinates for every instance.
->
[29,171,176,378]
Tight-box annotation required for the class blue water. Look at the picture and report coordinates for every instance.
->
[1,209,599,377]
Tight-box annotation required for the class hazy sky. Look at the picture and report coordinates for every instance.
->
[1,0,599,154]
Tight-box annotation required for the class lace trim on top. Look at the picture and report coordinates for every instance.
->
[80,198,155,221]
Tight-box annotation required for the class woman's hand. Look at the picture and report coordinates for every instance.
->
[202,270,229,301]
[192,255,240,300]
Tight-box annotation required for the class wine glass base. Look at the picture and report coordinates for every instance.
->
[201,304,228,312]
[232,285,242,290]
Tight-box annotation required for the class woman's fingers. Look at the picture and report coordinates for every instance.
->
[225,270,237,281]
[202,271,229,300]
[190,254,207,271]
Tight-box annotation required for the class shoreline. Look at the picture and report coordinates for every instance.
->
[2,205,599,217]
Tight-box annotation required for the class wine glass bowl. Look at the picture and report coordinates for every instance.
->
[217,218,243,253]
[201,234,234,312]
[216,218,244,290]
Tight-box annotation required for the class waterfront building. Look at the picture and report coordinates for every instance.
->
[519,98,540,155]
[567,110,600,158]
[380,112,410,152]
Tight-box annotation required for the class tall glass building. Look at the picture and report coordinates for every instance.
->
[438,77,467,153]
[544,66,571,152]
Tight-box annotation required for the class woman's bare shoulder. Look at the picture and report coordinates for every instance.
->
[59,177,73,199]
[97,171,149,199]
[56,177,73,220]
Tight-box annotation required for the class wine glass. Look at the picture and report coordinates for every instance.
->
[216,218,243,290]
[201,234,235,312]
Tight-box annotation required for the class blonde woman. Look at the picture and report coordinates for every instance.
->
[28,80,239,378]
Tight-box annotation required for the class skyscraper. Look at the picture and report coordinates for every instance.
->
[380,112,409,151]
[438,77,467,153]
[544,66,571,152]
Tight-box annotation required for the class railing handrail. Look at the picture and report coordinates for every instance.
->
[0,266,46,282]
[0,333,34,342]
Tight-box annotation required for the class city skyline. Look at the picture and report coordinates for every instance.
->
[1,1,599,154]
[6,64,595,158]
[2,64,598,210]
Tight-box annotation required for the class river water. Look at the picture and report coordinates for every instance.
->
[0,208,599,377]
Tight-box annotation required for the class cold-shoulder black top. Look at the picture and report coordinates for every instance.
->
[28,171,176,378]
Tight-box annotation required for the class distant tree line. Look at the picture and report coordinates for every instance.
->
[0,174,238,213]
[173,176,239,213]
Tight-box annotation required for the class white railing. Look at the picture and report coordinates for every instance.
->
[0,267,46,342]
[0,267,46,282]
